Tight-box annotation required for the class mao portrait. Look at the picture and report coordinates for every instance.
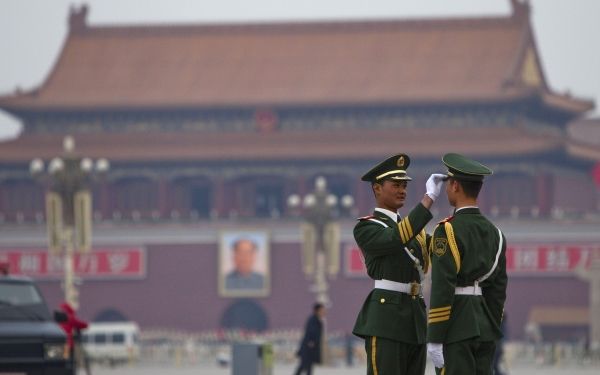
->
[219,230,270,297]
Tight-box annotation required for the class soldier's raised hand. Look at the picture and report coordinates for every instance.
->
[425,173,446,201]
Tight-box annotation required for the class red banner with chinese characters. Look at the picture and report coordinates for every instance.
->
[0,248,145,279]
[345,243,600,277]
[506,243,600,275]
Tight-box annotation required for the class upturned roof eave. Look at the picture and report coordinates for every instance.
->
[0,91,549,114]
[0,127,566,164]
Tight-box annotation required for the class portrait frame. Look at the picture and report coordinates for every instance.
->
[218,230,270,298]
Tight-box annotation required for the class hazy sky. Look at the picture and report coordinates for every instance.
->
[1,0,598,140]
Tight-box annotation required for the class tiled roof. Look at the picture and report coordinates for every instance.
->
[567,118,600,161]
[0,127,563,163]
[0,4,591,112]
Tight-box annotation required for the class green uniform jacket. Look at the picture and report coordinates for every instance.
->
[352,203,433,344]
[427,207,508,344]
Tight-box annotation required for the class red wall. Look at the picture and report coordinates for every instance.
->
[34,241,589,341]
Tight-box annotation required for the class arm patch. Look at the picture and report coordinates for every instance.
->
[433,238,447,257]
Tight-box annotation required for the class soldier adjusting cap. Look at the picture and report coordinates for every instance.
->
[361,154,412,183]
[442,153,492,182]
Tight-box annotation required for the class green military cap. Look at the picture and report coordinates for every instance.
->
[361,154,412,182]
[442,153,492,182]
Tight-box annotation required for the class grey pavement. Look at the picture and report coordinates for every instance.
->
[91,363,600,375]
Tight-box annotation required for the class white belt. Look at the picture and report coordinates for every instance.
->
[454,227,504,297]
[455,285,482,296]
[374,279,421,296]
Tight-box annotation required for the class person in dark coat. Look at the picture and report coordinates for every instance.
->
[294,303,325,375]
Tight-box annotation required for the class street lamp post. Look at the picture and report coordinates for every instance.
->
[288,176,353,366]
[287,176,354,306]
[30,135,109,310]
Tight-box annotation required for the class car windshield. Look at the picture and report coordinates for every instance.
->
[0,283,43,305]
[0,282,50,321]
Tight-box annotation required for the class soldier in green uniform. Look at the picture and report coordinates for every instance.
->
[352,153,446,375]
[427,153,508,375]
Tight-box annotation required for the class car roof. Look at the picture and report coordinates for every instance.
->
[0,275,35,283]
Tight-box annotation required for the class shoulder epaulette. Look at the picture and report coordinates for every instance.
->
[438,215,454,225]
[357,215,376,221]
[359,216,390,228]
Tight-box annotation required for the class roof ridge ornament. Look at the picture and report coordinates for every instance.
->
[69,4,89,32]
[510,0,530,20]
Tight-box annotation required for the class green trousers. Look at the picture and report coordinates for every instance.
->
[365,336,426,375]
[435,339,496,375]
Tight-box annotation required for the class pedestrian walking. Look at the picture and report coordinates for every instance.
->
[294,303,326,375]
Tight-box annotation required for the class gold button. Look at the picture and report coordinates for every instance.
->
[380,298,386,304]
[410,248,415,253]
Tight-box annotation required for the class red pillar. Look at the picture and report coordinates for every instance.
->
[244,180,257,217]
[297,175,307,197]
[99,181,111,219]
[212,176,225,218]
[0,183,4,215]
[285,175,307,216]
[536,172,554,217]
[157,177,169,218]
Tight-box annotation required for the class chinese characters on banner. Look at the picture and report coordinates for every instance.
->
[506,243,600,274]
[345,243,600,276]
[0,248,145,279]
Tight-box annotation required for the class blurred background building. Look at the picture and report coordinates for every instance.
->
[0,0,599,347]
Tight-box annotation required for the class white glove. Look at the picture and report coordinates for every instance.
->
[427,343,445,368]
[425,173,447,201]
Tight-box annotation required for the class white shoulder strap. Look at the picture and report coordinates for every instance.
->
[476,227,504,284]
[403,246,425,282]
[367,218,389,228]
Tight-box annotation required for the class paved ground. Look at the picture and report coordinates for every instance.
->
[91,363,600,375]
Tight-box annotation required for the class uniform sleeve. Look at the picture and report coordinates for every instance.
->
[414,229,430,274]
[353,203,432,258]
[397,203,433,245]
[482,233,508,326]
[427,224,458,343]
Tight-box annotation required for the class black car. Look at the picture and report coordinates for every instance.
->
[0,275,74,375]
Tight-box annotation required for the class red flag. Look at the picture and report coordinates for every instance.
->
[593,162,600,188]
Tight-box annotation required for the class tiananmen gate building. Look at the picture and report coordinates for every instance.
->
[0,1,599,342]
